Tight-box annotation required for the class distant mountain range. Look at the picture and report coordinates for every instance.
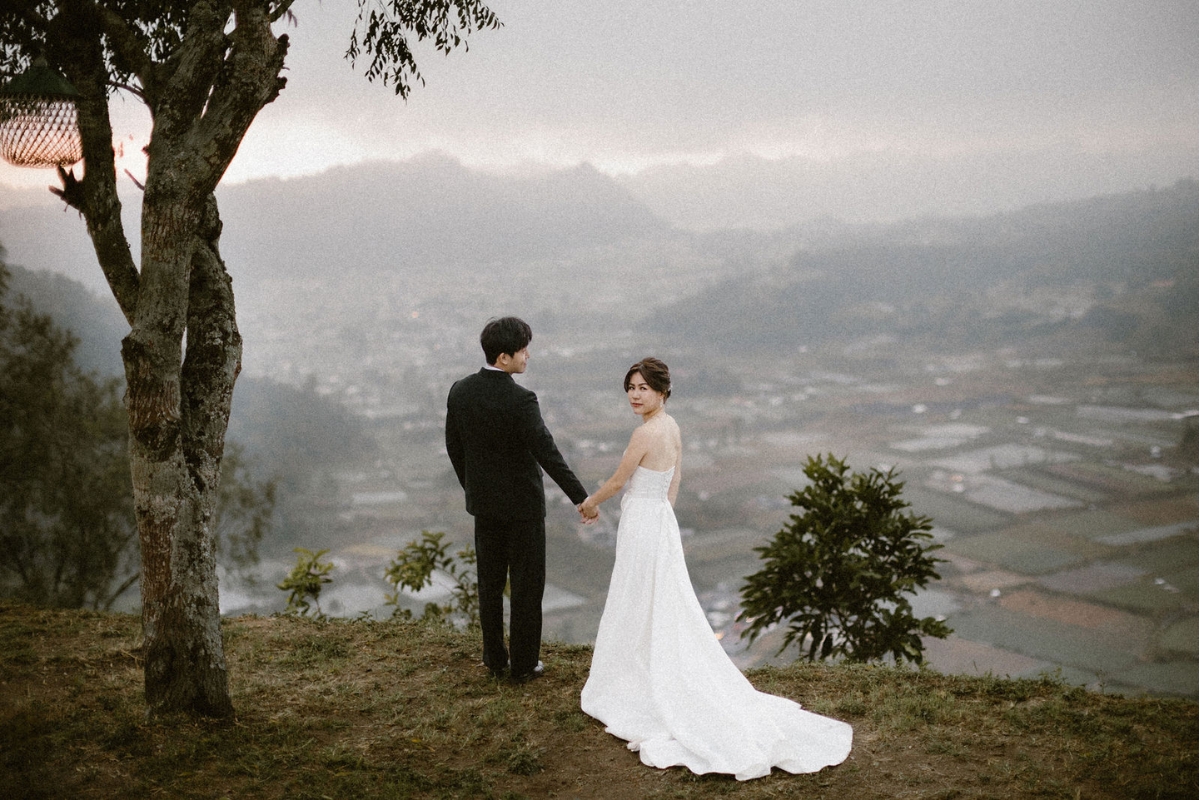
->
[0,153,674,292]
[647,180,1198,359]
[216,154,673,281]
[1,157,1195,363]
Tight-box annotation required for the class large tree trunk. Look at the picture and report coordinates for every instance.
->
[123,189,240,716]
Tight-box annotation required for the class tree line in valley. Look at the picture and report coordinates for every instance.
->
[0,253,375,610]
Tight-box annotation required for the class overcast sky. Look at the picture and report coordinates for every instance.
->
[1,0,1195,227]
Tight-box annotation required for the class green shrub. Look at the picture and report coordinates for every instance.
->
[277,548,334,618]
[384,531,478,626]
[739,453,950,664]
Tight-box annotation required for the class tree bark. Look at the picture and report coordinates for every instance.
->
[129,195,243,716]
[123,188,233,716]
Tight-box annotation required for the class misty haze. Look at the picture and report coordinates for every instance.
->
[2,158,1195,700]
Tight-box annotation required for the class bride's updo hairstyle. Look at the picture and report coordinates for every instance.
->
[624,357,672,401]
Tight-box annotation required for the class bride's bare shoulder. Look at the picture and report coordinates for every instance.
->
[660,413,682,449]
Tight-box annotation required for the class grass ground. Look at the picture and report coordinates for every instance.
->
[1,602,1195,799]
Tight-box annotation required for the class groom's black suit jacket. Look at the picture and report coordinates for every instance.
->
[446,368,588,519]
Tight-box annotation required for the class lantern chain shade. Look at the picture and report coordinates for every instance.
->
[0,58,83,168]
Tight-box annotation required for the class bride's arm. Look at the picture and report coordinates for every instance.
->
[667,451,682,507]
[581,427,652,515]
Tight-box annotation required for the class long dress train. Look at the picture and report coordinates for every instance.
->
[581,466,853,781]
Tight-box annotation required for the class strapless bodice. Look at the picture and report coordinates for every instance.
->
[625,465,674,500]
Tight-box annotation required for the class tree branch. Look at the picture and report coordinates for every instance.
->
[104,569,142,611]
[150,1,233,137]
[185,1,287,194]
[347,0,501,98]
[181,195,242,499]
[92,3,155,89]
[44,2,141,323]
[269,0,297,24]
[16,2,49,29]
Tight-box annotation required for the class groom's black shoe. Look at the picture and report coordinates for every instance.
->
[483,661,509,679]
[510,661,544,684]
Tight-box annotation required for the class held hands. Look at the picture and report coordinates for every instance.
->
[577,499,600,525]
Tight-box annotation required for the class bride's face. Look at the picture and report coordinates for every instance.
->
[627,372,665,417]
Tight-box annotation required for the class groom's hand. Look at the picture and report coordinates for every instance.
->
[577,503,599,524]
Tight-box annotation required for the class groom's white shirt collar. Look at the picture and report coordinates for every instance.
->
[484,364,503,371]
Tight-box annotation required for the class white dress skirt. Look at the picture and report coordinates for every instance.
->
[581,466,853,781]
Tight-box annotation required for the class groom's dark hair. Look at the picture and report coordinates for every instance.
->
[480,316,533,365]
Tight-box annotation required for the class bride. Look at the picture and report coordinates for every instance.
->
[579,358,853,781]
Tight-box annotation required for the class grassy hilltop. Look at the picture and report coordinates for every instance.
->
[1,603,1195,799]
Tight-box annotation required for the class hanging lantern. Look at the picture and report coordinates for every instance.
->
[0,57,83,168]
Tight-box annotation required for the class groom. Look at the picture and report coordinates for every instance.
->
[445,317,593,683]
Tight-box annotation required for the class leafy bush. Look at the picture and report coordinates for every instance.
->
[384,531,478,626]
[738,453,950,664]
[277,548,334,618]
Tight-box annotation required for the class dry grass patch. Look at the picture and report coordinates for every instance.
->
[1,602,1195,799]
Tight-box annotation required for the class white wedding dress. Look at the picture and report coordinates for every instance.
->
[581,466,853,781]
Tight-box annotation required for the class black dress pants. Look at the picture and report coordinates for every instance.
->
[473,515,545,676]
